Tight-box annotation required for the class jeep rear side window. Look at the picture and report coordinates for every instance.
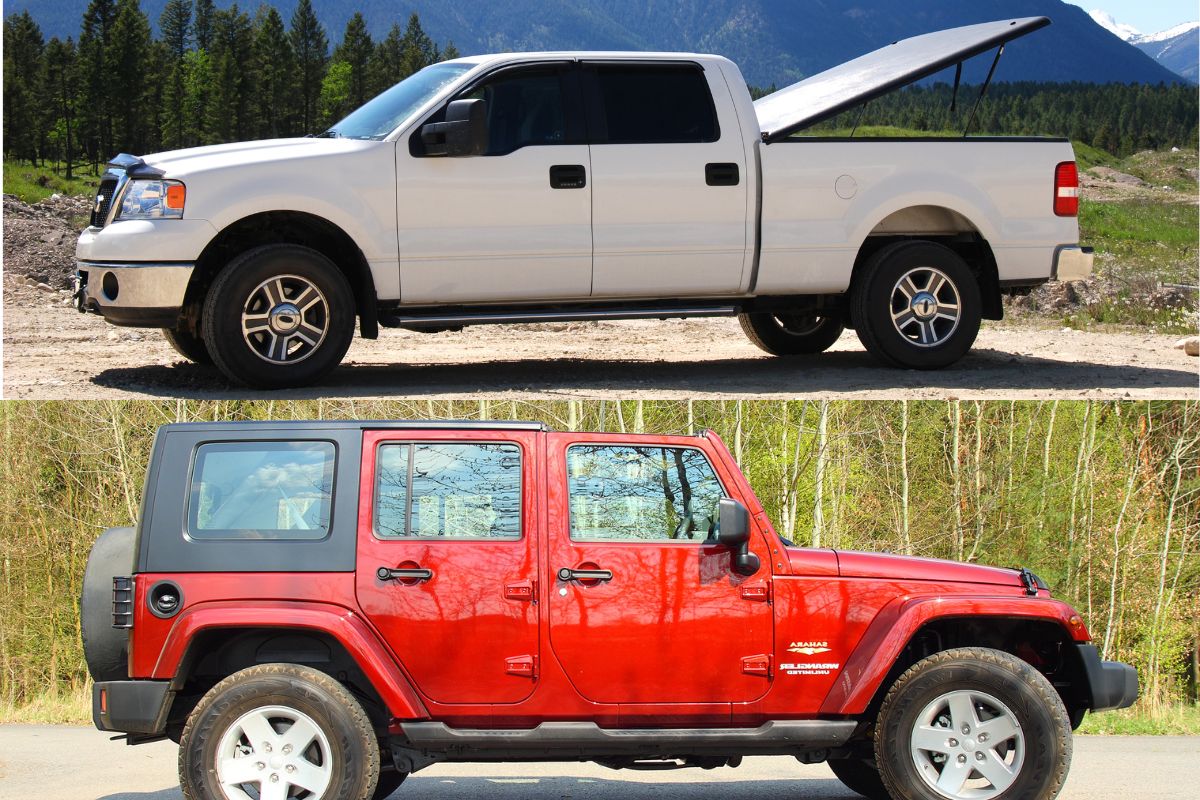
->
[567,445,724,541]
[375,443,521,539]
[187,441,335,540]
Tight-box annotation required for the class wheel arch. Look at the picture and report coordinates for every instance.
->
[181,210,379,339]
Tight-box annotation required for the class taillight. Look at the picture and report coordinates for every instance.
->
[1054,161,1079,217]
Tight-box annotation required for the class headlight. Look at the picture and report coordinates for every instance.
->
[115,179,186,220]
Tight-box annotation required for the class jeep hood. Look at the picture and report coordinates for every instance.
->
[835,550,1031,589]
[139,137,384,179]
[754,16,1050,142]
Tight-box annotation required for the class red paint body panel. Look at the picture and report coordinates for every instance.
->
[835,549,1026,587]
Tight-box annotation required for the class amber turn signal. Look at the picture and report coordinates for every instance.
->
[165,183,186,210]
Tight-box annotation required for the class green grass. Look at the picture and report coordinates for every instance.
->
[1077,703,1200,736]
[0,685,91,725]
[3,160,98,203]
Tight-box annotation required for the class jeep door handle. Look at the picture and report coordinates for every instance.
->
[557,567,613,583]
[376,566,433,582]
[549,164,586,189]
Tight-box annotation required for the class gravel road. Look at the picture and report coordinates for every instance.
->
[0,725,1195,800]
[2,288,1196,399]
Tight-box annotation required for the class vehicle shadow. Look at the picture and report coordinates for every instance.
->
[90,347,1199,399]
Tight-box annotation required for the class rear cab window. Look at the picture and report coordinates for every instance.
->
[585,63,720,144]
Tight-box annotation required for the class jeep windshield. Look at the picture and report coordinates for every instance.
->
[320,62,474,140]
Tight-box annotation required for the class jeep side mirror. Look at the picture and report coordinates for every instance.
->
[420,99,488,157]
[716,497,759,576]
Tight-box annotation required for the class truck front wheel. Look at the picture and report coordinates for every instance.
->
[851,241,981,369]
[202,244,355,388]
[875,647,1071,800]
[738,311,844,355]
[179,663,380,800]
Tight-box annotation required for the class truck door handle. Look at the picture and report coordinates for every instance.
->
[557,567,613,583]
[705,162,740,187]
[549,164,586,189]
[376,566,433,582]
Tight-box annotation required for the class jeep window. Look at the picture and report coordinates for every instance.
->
[187,441,335,540]
[375,443,521,539]
[323,62,473,140]
[567,445,725,541]
[458,67,568,155]
[587,64,719,144]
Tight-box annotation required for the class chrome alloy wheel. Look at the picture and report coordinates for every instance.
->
[774,312,828,336]
[909,689,1025,800]
[890,267,961,348]
[215,704,334,800]
[241,275,329,364]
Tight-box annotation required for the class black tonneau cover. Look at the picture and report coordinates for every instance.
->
[754,17,1051,142]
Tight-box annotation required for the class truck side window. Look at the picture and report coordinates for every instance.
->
[567,445,725,541]
[375,443,522,539]
[588,64,719,144]
[187,441,335,540]
[460,67,567,155]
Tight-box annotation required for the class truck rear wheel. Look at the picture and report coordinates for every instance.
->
[827,757,890,799]
[179,663,380,800]
[738,311,844,355]
[162,326,213,365]
[851,241,981,369]
[202,244,355,389]
[874,647,1071,800]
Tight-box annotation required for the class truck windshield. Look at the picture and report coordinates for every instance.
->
[321,62,474,140]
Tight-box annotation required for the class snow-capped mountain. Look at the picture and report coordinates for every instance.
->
[1089,9,1141,41]
[1090,10,1199,81]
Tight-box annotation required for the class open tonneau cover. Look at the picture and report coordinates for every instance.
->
[754,17,1051,142]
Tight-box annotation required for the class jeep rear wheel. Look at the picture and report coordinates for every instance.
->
[828,757,890,800]
[179,663,380,800]
[875,647,1071,800]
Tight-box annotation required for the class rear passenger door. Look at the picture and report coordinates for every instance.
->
[583,61,750,298]
[355,430,540,704]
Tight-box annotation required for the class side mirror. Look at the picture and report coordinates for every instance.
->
[420,99,487,157]
[716,497,760,576]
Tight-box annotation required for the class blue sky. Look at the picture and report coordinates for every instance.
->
[1062,1,1199,34]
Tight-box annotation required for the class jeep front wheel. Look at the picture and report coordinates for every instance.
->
[179,663,380,800]
[202,244,355,388]
[875,647,1071,800]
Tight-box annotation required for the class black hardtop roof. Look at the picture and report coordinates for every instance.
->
[157,419,550,433]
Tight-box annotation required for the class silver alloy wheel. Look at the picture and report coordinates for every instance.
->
[215,704,334,800]
[775,313,827,336]
[890,267,961,348]
[241,275,329,364]
[909,689,1025,800]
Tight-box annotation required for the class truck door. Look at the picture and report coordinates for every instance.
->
[583,61,750,298]
[545,433,773,709]
[355,429,540,704]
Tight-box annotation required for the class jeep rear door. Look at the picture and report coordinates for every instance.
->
[544,433,773,711]
[355,429,540,704]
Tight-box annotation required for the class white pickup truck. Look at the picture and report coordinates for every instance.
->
[74,16,1091,388]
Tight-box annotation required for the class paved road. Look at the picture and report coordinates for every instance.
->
[0,726,1195,800]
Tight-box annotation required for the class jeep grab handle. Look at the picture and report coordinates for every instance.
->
[557,567,613,583]
[377,566,433,582]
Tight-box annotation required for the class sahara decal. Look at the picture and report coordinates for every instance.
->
[787,640,832,655]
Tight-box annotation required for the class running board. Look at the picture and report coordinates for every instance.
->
[380,304,739,330]
[399,720,856,758]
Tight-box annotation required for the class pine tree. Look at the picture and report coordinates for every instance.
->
[369,21,406,96]
[208,5,255,142]
[333,12,373,110]
[77,0,117,167]
[182,47,213,145]
[108,0,153,154]
[2,12,46,163]
[400,13,437,76]
[289,0,328,134]
[159,0,192,149]
[253,6,297,139]
[441,42,461,61]
[43,36,78,175]
[192,0,214,52]
[318,60,353,127]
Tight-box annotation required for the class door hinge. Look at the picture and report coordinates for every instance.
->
[741,582,771,603]
[505,654,538,679]
[504,580,537,602]
[741,654,772,677]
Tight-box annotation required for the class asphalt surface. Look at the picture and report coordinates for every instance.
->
[0,726,1195,800]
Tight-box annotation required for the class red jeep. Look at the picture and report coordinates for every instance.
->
[82,421,1136,800]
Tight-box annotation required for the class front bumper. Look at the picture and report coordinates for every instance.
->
[93,680,173,735]
[1076,643,1138,712]
[74,260,193,328]
[1052,245,1094,282]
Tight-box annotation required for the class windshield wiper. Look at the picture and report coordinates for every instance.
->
[313,129,340,138]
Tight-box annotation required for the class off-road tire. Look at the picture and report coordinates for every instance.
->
[874,647,1072,800]
[202,244,355,389]
[179,663,380,800]
[80,526,136,683]
[828,757,892,800]
[851,241,981,369]
[373,770,408,799]
[162,326,213,365]
[738,311,844,355]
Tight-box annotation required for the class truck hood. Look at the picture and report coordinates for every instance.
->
[835,549,1031,589]
[754,16,1050,142]
[140,137,384,179]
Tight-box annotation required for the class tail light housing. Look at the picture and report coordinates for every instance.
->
[1054,161,1079,217]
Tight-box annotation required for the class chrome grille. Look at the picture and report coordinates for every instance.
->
[90,177,119,227]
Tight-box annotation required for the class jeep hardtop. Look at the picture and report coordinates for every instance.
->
[82,420,1136,800]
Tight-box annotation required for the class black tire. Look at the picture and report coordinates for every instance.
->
[162,326,213,365]
[828,757,892,800]
[202,244,355,389]
[180,663,380,800]
[851,241,981,369]
[874,647,1072,800]
[739,311,844,355]
[373,770,408,799]
[80,526,135,682]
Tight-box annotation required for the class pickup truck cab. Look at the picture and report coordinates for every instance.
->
[82,420,1136,800]
[74,17,1091,388]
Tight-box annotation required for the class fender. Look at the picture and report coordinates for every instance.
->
[153,600,429,720]
[819,594,1089,715]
